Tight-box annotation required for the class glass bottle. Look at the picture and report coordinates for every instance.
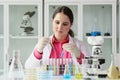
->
[8,50,24,80]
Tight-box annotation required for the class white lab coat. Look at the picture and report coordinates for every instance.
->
[25,35,90,68]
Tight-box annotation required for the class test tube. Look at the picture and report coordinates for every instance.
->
[59,58,63,75]
[63,58,66,65]
[71,59,75,75]
[56,58,59,75]
[52,58,57,75]
[69,58,73,75]
[49,58,53,70]
[63,59,71,79]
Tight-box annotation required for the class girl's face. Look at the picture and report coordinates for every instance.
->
[52,13,72,39]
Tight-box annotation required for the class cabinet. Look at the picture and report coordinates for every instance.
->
[115,0,120,68]
[0,3,4,75]
[118,0,120,54]
[82,0,117,69]
[44,0,117,69]
[0,0,43,74]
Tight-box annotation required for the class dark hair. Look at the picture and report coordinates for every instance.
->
[52,6,74,37]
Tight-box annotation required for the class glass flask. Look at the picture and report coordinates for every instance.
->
[63,64,71,80]
[8,50,24,80]
[75,66,83,80]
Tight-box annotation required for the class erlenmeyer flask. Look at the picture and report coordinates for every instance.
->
[63,64,71,79]
[8,50,24,80]
[75,66,83,80]
[107,53,120,79]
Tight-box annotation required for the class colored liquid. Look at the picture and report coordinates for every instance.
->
[63,74,71,80]
[39,70,53,80]
[75,73,83,79]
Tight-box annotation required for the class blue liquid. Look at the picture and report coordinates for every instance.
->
[63,74,71,80]
[39,70,53,80]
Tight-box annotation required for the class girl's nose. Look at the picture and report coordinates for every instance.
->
[57,24,63,30]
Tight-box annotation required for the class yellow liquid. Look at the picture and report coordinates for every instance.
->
[75,72,83,80]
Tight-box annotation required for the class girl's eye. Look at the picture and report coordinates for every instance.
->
[63,23,68,26]
[56,21,60,24]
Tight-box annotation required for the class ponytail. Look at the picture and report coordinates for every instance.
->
[69,29,74,37]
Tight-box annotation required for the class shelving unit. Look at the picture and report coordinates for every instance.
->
[0,3,4,75]
[82,0,116,69]
[7,2,43,71]
[118,0,120,54]
[9,35,38,39]
[0,0,43,74]
[114,0,120,68]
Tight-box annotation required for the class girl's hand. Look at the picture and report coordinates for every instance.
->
[62,43,80,58]
[37,37,50,52]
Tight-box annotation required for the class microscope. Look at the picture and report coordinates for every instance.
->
[20,11,35,36]
[86,32,106,77]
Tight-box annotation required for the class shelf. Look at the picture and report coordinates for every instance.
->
[103,36,112,39]
[85,36,112,39]
[9,35,38,39]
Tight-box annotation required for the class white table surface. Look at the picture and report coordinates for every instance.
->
[0,74,108,80]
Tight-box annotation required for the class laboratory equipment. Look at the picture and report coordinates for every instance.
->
[39,59,53,80]
[24,68,39,80]
[87,35,106,77]
[20,11,35,36]
[75,65,83,80]
[8,50,24,80]
[63,64,71,80]
[107,54,120,79]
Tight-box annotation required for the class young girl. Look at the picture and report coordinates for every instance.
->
[25,6,90,69]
